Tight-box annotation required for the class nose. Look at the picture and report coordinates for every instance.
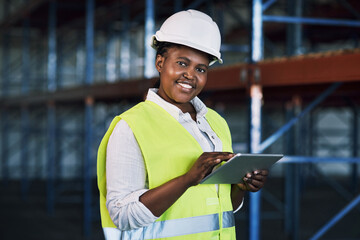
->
[183,69,195,80]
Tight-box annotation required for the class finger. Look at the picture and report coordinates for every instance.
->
[220,152,235,156]
[241,177,254,191]
[246,178,264,189]
[245,172,252,178]
[251,174,266,181]
[247,184,261,192]
[213,158,221,164]
[203,158,221,169]
[240,178,257,191]
[212,152,235,157]
[206,152,234,156]
[244,178,261,190]
[216,153,235,160]
[201,153,233,162]
[253,169,269,176]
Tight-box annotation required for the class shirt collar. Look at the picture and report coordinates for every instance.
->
[146,88,208,121]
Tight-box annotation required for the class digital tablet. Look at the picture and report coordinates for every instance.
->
[200,153,283,184]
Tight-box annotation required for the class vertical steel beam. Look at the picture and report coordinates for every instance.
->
[20,106,30,200]
[1,37,10,96]
[57,37,64,88]
[76,41,85,84]
[351,105,358,193]
[83,0,95,236]
[120,4,130,79]
[286,0,303,56]
[248,84,263,240]
[249,1,264,240]
[85,0,94,85]
[144,0,156,78]
[106,24,117,82]
[22,18,30,94]
[1,109,9,186]
[84,97,94,237]
[1,0,10,186]
[21,16,30,200]
[46,0,57,215]
[250,0,263,63]
[2,0,10,96]
[293,99,301,240]
[217,3,225,43]
[285,163,300,240]
[309,111,314,156]
[48,1,57,91]
[47,102,56,215]
[284,101,294,236]
[284,98,301,240]
[36,111,44,178]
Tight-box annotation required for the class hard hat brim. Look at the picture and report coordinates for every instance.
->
[151,34,223,66]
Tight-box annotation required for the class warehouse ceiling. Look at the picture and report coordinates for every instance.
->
[1,0,360,45]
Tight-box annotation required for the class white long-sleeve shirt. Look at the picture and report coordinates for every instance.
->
[106,88,242,231]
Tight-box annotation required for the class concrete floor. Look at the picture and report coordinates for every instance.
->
[0,177,359,240]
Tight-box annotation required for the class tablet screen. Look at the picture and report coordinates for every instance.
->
[200,153,283,184]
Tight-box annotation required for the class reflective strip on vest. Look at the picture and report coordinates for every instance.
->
[222,211,235,229]
[103,211,235,240]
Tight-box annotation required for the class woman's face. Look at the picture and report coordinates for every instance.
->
[156,45,209,109]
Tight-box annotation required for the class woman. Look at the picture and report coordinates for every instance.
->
[97,9,268,240]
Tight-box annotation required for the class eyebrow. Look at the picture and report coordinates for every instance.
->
[177,57,209,69]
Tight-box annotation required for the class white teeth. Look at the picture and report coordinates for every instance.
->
[178,83,192,89]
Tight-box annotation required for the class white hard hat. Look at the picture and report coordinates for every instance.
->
[151,9,223,66]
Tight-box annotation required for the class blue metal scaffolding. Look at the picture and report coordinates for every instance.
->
[0,0,359,239]
[84,0,95,236]
[248,0,360,239]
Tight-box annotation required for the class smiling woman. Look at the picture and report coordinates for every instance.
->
[97,9,269,240]
[156,45,209,120]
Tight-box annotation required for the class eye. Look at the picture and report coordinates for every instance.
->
[196,67,206,73]
[177,61,187,67]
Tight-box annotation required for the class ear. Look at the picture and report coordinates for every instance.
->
[155,54,164,73]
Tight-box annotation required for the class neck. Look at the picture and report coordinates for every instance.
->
[177,102,197,121]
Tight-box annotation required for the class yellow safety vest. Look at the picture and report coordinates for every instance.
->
[97,100,236,240]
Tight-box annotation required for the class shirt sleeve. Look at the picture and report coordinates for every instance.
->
[106,119,158,230]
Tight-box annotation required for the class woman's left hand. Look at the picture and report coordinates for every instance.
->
[237,169,268,192]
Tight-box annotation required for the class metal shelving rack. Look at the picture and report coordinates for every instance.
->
[0,0,360,239]
[248,1,360,239]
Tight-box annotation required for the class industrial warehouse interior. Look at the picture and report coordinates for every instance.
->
[0,0,359,240]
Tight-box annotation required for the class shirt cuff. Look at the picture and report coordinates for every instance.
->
[113,189,148,207]
[107,189,158,230]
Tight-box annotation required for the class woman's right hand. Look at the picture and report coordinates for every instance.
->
[140,152,234,217]
[184,152,235,186]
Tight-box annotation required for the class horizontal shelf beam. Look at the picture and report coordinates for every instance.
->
[258,50,360,86]
[1,50,360,107]
[0,78,157,107]
[263,15,360,27]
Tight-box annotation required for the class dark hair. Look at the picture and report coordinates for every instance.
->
[155,41,180,57]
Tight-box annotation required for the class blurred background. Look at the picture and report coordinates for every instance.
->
[0,0,359,239]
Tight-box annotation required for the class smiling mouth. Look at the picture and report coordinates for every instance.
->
[177,82,193,89]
